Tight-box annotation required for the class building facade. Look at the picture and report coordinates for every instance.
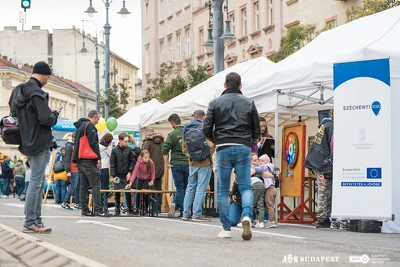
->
[0,26,140,109]
[0,56,96,158]
[141,0,363,97]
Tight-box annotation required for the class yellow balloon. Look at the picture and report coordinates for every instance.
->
[96,118,106,132]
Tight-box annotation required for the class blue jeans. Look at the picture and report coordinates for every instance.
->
[55,180,68,203]
[1,178,11,196]
[171,165,189,212]
[15,176,25,196]
[25,149,51,226]
[229,203,242,226]
[217,145,253,231]
[183,165,212,218]
[63,172,79,204]
[75,174,81,205]
[23,181,29,194]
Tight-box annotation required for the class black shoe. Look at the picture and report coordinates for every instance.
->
[114,211,121,216]
[95,211,112,217]
[315,219,330,228]
[81,210,94,217]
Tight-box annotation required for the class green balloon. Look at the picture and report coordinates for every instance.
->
[106,117,118,132]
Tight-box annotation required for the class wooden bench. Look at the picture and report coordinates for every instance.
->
[88,189,214,217]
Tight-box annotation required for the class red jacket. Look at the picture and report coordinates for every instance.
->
[130,156,155,183]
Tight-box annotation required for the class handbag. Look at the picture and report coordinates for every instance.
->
[0,115,21,145]
[78,122,98,159]
[53,160,65,173]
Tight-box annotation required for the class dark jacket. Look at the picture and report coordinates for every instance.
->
[304,118,334,171]
[64,140,78,173]
[162,126,188,165]
[142,133,165,178]
[1,161,13,178]
[72,118,101,162]
[231,181,242,207]
[110,144,136,176]
[203,88,261,148]
[8,78,58,156]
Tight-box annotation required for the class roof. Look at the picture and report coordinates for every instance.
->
[0,56,95,99]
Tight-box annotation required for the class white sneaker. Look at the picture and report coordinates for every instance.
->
[168,203,175,218]
[236,223,243,228]
[265,221,278,228]
[218,230,232,238]
[241,216,252,241]
[255,222,265,228]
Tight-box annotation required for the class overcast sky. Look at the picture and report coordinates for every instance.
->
[0,0,142,76]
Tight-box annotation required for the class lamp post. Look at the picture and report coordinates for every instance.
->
[80,20,100,112]
[204,0,235,74]
[84,0,130,119]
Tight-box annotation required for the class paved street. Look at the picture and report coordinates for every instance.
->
[0,197,399,266]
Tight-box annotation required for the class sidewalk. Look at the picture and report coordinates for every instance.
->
[0,248,25,267]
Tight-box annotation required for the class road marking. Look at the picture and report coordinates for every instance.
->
[0,222,109,267]
[3,203,66,209]
[75,220,130,231]
[0,215,82,219]
[143,217,305,239]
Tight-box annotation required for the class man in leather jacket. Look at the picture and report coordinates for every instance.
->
[203,72,261,240]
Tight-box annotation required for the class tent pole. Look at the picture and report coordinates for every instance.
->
[274,91,279,222]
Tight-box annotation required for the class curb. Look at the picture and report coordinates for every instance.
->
[0,223,109,267]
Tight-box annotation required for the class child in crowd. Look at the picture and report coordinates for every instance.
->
[128,150,155,214]
[250,153,266,228]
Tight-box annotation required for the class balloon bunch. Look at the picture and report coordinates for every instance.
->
[96,117,118,132]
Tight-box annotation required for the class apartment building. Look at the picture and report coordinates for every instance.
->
[141,0,363,97]
[0,26,140,109]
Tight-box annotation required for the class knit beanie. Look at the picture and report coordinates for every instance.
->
[259,154,270,164]
[32,61,52,75]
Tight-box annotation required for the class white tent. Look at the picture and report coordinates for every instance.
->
[241,7,400,233]
[140,57,275,128]
[116,99,162,131]
[242,6,400,116]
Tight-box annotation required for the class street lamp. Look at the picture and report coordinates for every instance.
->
[84,0,130,119]
[204,0,236,74]
[80,19,101,112]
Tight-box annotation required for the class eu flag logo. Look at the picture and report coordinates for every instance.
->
[367,168,382,179]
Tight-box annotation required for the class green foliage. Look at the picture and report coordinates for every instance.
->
[348,0,399,21]
[143,62,212,103]
[269,25,311,63]
[100,84,128,118]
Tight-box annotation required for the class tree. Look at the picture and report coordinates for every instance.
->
[348,0,399,21]
[100,84,128,118]
[143,62,212,103]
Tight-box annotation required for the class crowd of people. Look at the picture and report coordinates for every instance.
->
[2,62,303,241]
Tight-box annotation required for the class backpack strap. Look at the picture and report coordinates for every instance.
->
[83,122,91,136]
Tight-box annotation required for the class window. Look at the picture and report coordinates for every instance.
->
[161,42,165,63]
[254,3,260,31]
[199,29,204,54]
[268,0,273,26]
[242,9,247,36]
[177,34,182,62]
[168,38,173,61]
[159,0,164,20]
[178,0,182,11]
[186,30,191,58]
[326,19,336,30]
[146,47,150,73]
[185,0,191,6]
[230,14,235,36]
[168,0,173,16]
[146,3,149,26]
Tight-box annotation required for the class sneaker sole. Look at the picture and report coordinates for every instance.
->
[22,227,52,234]
[168,205,175,218]
[241,220,252,241]
[192,218,211,222]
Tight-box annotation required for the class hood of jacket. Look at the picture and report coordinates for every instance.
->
[183,120,202,138]
[318,118,333,128]
[15,161,23,168]
[99,142,109,152]
[74,118,90,129]
[14,79,48,109]
[144,133,165,144]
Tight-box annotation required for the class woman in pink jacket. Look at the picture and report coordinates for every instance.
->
[128,150,155,213]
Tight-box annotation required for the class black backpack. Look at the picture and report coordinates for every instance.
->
[184,124,210,162]
[0,86,22,145]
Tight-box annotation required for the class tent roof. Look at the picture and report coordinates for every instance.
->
[116,99,162,131]
[243,6,400,115]
[140,57,275,127]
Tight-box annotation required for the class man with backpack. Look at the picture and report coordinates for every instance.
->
[182,110,215,222]
[8,61,59,233]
